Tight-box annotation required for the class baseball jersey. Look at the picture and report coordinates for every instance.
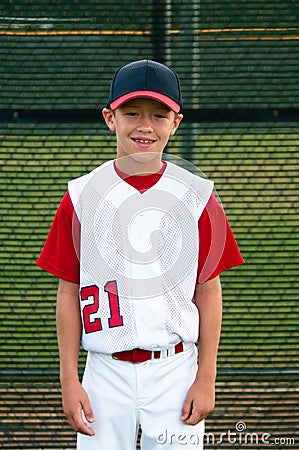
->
[37,160,244,353]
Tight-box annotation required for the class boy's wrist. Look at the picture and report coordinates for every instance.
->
[195,365,217,384]
[60,369,80,384]
[60,376,80,387]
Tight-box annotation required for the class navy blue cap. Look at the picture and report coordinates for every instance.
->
[106,59,183,113]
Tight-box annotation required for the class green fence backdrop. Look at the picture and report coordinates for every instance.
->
[0,0,298,448]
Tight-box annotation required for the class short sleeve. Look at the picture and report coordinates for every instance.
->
[197,194,244,283]
[36,191,80,284]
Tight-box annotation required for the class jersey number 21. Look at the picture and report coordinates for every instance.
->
[80,281,123,333]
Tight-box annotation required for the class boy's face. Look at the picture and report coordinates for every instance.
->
[102,98,183,168]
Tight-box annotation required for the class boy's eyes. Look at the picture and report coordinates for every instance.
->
[124,111,167,119]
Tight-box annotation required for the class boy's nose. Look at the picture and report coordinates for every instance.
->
[137,124,153,132]
[137,117,153,132]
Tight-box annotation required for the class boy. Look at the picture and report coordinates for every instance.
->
[37,59,244,450]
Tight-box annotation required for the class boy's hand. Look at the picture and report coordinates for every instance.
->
[61,379,95,436]
[181,378,215,425]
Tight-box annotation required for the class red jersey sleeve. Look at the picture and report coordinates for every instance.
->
[36,191,80,284]
[197,194,244,283]
[37,190,244,285]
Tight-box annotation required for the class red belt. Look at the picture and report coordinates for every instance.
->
[112,342,184,364]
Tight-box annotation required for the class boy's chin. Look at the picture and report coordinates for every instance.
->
[117,152,163,175]
[130,151,161,164]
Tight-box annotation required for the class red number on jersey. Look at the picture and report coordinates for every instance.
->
[80,281,123,333]
[104,280,124,328]
[80,285,102,334]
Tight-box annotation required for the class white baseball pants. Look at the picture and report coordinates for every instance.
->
[77,344,205,450]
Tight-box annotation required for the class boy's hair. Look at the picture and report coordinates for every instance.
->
[106,60,183,114]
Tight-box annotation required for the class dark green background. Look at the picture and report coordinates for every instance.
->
[0,1,298,447]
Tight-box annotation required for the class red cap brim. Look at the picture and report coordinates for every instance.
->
[110,90,181,113]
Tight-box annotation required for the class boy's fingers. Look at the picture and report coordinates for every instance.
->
[69,409,95,436]
[181,400,205,425]
[64,392,95,436]
[183,409,202,425]
[80,397,95,435]
[81,394,95,423]
[181,398,192,421]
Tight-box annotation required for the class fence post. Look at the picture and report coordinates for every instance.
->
[174,1,201,162]
[151,0,168,63]
[151,0,172,155]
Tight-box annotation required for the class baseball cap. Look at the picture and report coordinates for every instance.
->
[106,59,183,113]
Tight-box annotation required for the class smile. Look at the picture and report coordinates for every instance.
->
[132,138,156,144]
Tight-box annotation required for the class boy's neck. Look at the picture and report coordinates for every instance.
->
[115,154,164,176]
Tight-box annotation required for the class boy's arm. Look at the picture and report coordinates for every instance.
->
[57,279,95,436]
[181,275,222,425]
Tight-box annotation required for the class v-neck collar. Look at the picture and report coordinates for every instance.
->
[113,159,167,194]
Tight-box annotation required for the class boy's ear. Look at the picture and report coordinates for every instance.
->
[102,108,116,131]
[170,113,183,136]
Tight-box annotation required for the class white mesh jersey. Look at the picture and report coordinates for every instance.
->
[68,160,214,353]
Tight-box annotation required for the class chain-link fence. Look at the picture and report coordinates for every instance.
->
[0,0,298,448]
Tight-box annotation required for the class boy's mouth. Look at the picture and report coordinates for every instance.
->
[132,138,156,144]
[131,137,156,147]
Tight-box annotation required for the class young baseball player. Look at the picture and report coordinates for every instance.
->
[37,59,244,450]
